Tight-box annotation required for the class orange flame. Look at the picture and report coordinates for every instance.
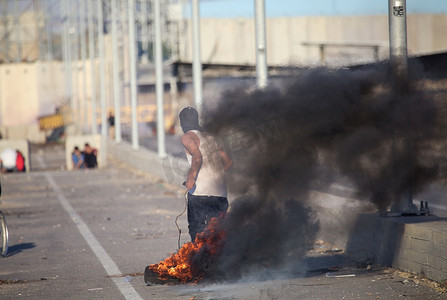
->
[148,217,226,282]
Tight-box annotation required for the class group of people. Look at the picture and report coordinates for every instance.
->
[71,143,98,170]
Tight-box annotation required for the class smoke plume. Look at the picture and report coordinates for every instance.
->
[196,63,445,281]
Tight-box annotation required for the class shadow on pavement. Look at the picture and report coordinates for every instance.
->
[4,242,36,257]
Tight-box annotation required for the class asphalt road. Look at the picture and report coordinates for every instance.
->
[0,143,445,299]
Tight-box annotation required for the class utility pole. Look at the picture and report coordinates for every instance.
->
[254,0,268,89]
[88,0,97,134]
[97,0,107,166]
[111,0,122,143]
[141,0,149,64]
[70,0,79,128]
[97,0,107,139]
[128,0,139,150]
[80,0,88,132]
[62,0,73,106]
[388,0,415,215]
[154,0,167,158]
[191,0,202,109]
[14,0,22,62]
[44,0,54,60]
[388,0,408,84]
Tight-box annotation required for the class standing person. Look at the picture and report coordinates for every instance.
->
[179,107,233,242]
[83,143,98,168]
[71,146,85,169]
[108,111,115,139]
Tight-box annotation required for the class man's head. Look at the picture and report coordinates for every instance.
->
[179,107,202,133]
[84,143,92,153]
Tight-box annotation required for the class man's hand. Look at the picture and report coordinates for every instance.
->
[184,178,196,190]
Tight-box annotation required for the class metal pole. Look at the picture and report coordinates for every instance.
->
[62,0,73,103]
[154,0,167,158]
[88,0,97,134]
[128,0,139,149]
[80,0,88,133]
[388,0,408,81]
[71,1,79,128]
[388,0,413,215]
[141,0,149,64]
[97,0,106,139]
[61,0,69,95]
[97,0,107,166]
[14,0,22,62]
[111,0,122,143]
[34,0,45,61]
[45,0,53,60]
[254,0,268,88]
[191,0,202,109]
[66,0,73,110]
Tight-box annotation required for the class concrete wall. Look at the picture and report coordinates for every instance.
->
[0,62,65,125]
[0,139,30,172]
[179,14,447,66]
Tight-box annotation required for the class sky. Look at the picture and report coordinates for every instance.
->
[186,0,447,18]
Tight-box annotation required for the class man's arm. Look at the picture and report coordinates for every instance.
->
[218,148,233,171]
[181,132,203,190]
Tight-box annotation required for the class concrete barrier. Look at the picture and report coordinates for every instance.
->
[345,214,447,283]
[0,139,30,172]
[0,125,46,144]
[106,140,188,187]
[65,135,103,170]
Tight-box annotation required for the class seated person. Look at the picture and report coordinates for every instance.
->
[0,148,17,172]
[71,146,84,169]
[15,150,25,172]
[83,143,97,169]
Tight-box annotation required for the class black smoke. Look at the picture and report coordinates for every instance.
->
[195,63,445,281]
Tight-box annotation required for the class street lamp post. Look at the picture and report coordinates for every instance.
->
[254,0,268,89]
[154,0,167,158]
[128,0,139,150]
[191,0,203,109]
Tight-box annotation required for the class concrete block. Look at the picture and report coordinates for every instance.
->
[399,235,430,254]
[433,242,447,261]
[431,254,447,273]
[106,140,188,187]
[433,230,447,247]
[427,268,447,283]
[0,139,30,172]
[26,124,46,144]
[403,223,433,241]
[396,247,428,265]
[5,126,27,139]
[65,135,102,170]
[394,256,429,275]
[345,213,447,283]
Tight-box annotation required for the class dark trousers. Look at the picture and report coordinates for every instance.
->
[187,193,228,242]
